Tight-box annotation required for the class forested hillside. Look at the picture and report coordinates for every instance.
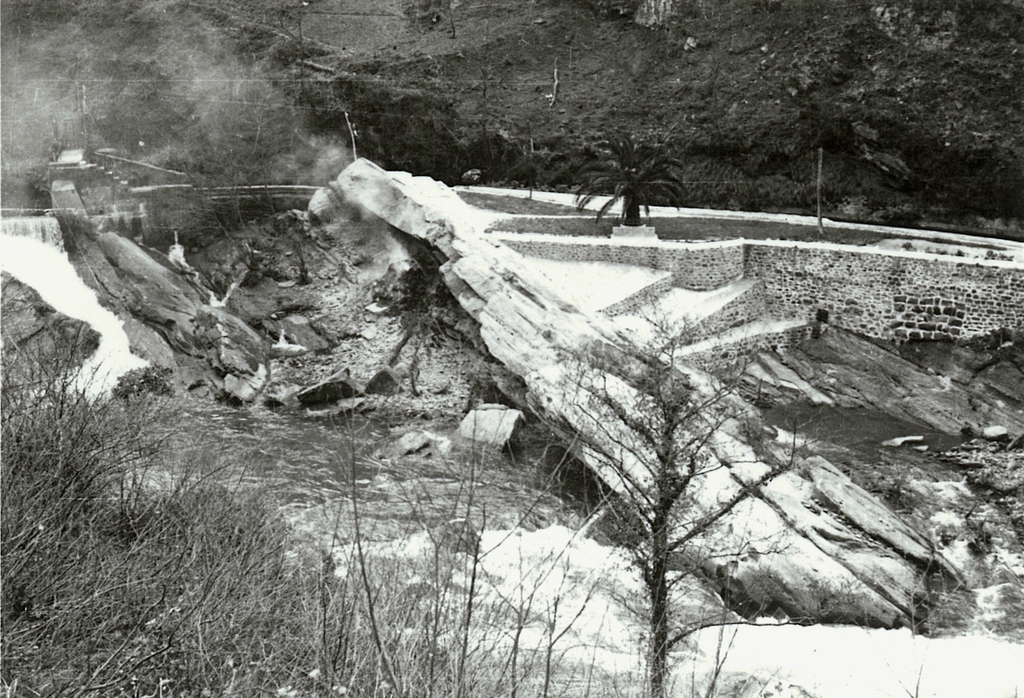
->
[3,0,1022,230]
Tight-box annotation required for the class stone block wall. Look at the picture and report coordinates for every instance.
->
[602,275,676,317]
[689,280,769,339]
[494,231,1023,345]
[677,322,819,373]
[744,243,1024,341]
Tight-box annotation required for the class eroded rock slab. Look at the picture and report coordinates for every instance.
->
[78,233,269,400]
[296,367,363,405]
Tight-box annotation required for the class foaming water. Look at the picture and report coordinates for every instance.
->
[1,234,147,396]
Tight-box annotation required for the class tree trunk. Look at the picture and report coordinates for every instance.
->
[648,506,672,698]
[624,199,642,226]
[635,0,678,28]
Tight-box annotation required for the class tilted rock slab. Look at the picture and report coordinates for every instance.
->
[83,233,268,402]
[334,159,961,628]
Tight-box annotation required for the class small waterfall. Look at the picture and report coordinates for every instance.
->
[167,230,195,274]
[271,327,307,357]
[1,234,147,397]
[1,216,64,250]
[209,273,245,308]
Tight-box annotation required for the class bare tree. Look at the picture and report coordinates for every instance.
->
[562,322,794,698]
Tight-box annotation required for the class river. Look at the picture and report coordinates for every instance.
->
[5,232,1022,697]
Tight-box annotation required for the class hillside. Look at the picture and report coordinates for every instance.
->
[2,0,1023,231]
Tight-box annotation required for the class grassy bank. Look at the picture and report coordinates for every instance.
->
[0,333,628,698]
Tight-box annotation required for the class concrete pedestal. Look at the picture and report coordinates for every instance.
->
[611,225,657,239]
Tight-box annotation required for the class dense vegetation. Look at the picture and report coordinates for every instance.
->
[2,0,1022,224]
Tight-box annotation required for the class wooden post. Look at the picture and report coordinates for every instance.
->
[345,112,358,161]
[528,123,535,200]
[816,147,824,237]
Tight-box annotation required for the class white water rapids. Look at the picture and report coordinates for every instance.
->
[0,233,147,396]
[438,526,1024,697]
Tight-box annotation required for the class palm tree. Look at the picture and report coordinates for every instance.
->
[574,135,686,226]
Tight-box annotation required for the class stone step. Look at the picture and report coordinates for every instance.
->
[673,317,818,372]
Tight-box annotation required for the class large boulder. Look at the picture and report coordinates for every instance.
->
[459,404,524,447]
[308,186,344,224]
[193,306,269,401]
[82,233,268,400]
[365,366,402,395]
[1,273,100,382]
[296,368,364,405]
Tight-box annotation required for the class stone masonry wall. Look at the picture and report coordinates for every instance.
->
[493,234,744,291]
[602,275,676,317]
[690,280,769,339]
[744,242,1024,341]
[493,231,1023,345]
[677,323,819,373]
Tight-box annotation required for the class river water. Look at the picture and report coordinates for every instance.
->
[159,398,592,547]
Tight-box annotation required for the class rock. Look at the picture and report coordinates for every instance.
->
[119,314,177,368]
[395,430,432,455]
[199,307,263,373]
[266,314,330,354]
[270,339,307,359]
[458,404,524,447]
[881,435,925,447]
[306,396,367,416]
[308,186,342,224]
[365,366,401,395]
[983,425,1009,441]
[392,430,451,457]
[224,371,263,402]
[296,368,363,405]
[1,274,101,380]
[96,232,205,351]
[263,382,301,407]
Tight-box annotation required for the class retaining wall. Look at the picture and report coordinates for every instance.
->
[677,322,820,373]
[745,242,1024,341]
[602,275,676,317]
[495,232,1024,343]
[689,280,770,339]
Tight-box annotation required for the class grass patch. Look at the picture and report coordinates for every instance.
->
[457,191,579,215]
[486,215,887,246]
